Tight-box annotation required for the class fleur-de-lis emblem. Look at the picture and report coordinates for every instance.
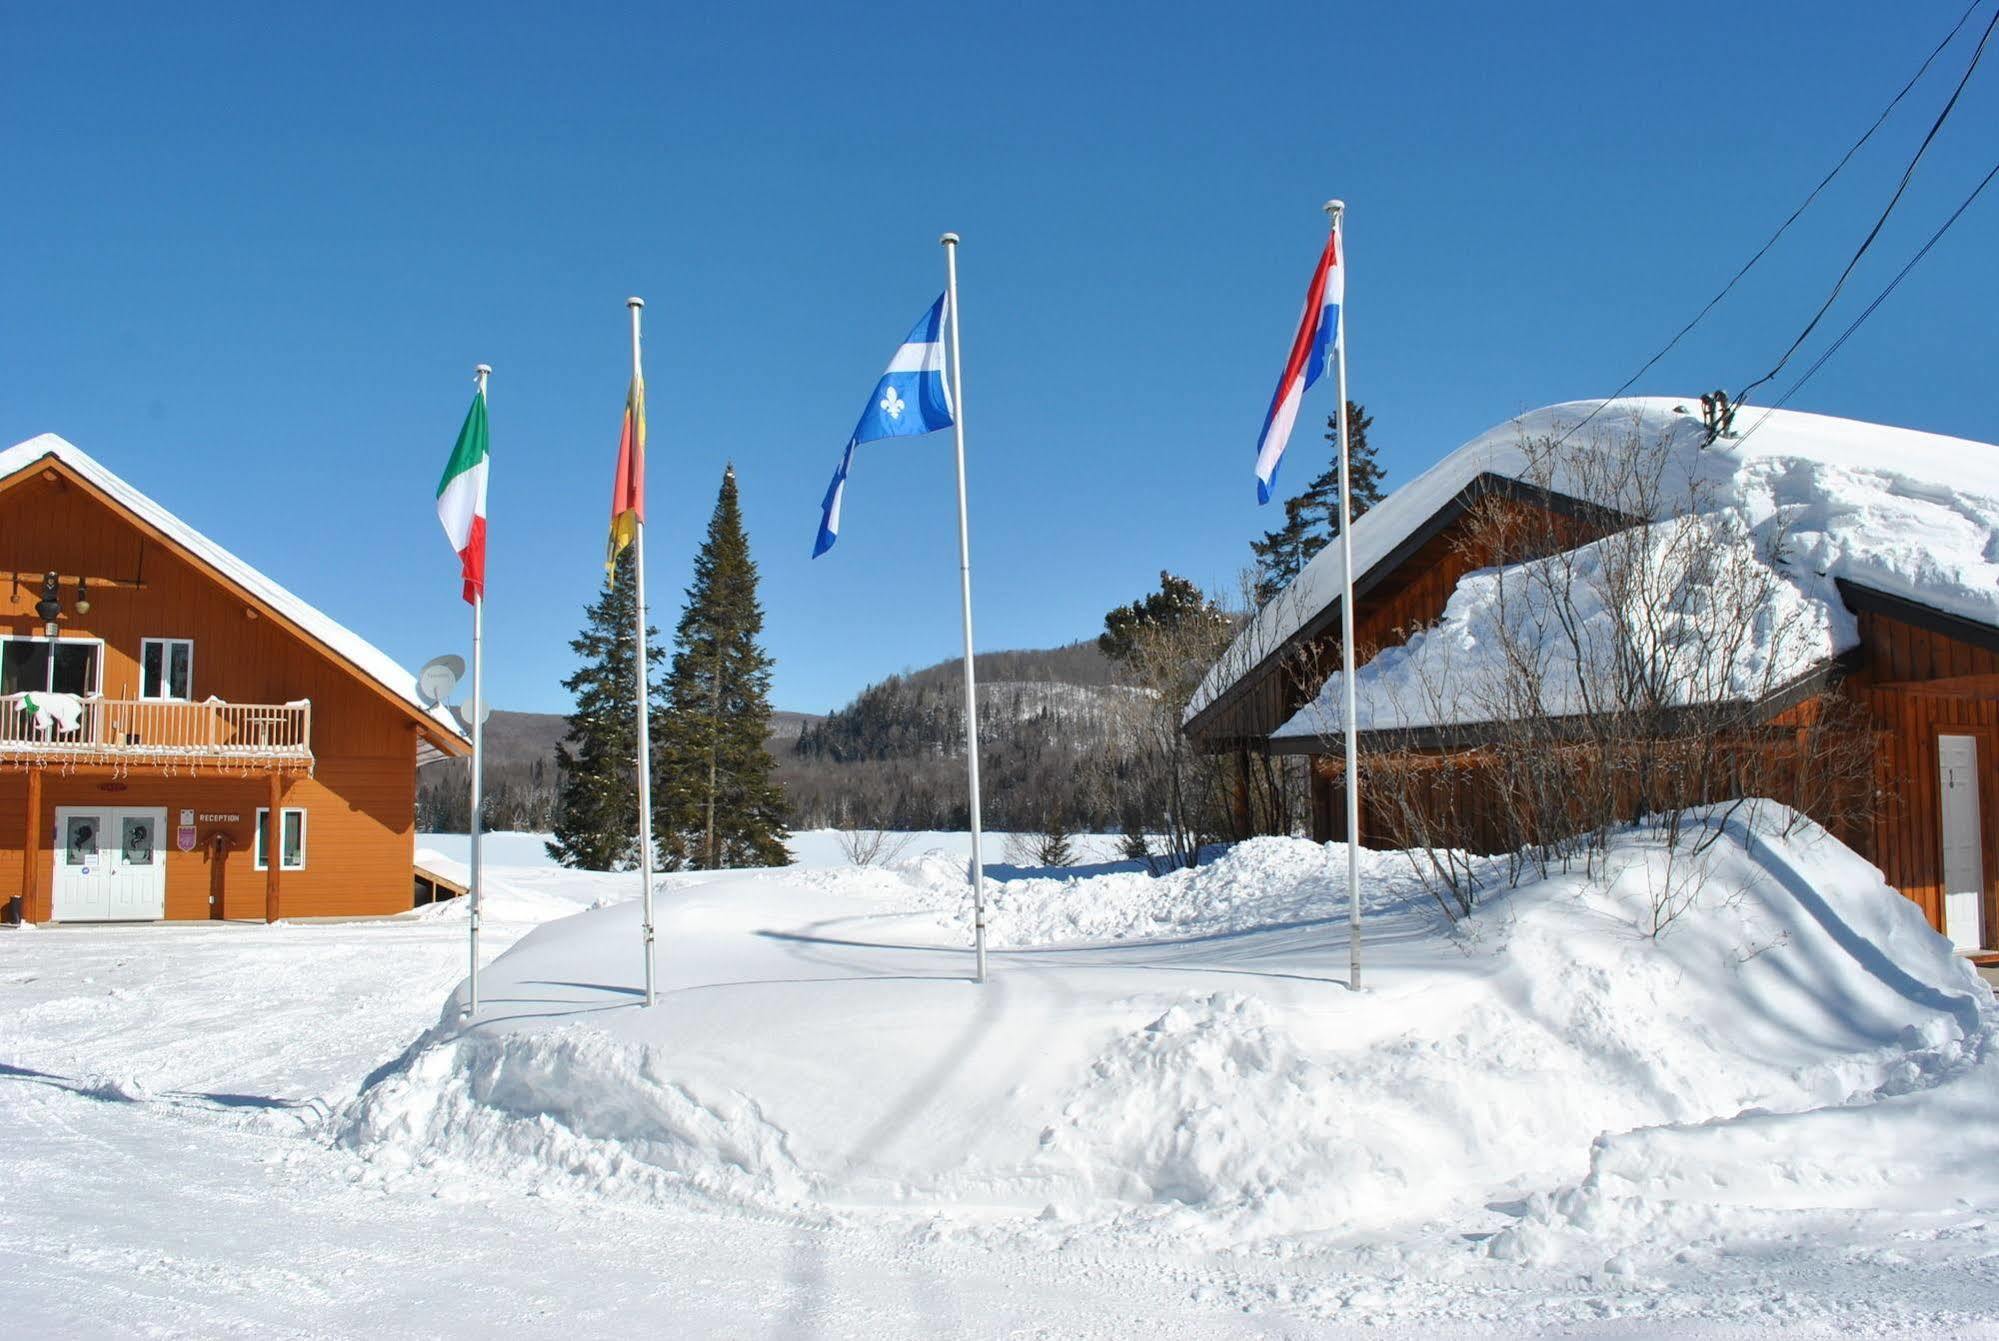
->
[880,385,905,421]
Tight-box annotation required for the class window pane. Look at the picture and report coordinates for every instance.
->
[142,642,164,697]
[283,811,304,869]
[122,816,156,866]
[256,809,269,867]
[52,643,96,695]
[66,816,100,865]
[2,641,50,695]
[169,643,191,698]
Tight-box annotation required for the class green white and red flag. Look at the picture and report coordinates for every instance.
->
[436,388,490,604]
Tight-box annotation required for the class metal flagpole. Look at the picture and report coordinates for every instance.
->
[940,232,988,984]
[1326,199,1362,991]
[467,363,491,1018]
[628,297,658,1008]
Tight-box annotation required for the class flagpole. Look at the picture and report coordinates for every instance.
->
[1326,199,1362,991]
[628,297,658,1008]
[940,232,988,984]
[466,363,491,1018]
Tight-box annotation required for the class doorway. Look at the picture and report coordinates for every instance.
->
[1939,734,1986,951]
[50,807,168,921]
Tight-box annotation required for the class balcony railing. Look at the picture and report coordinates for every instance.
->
[0,696,313,771]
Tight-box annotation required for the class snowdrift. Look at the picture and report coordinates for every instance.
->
[348,814,1993,1256]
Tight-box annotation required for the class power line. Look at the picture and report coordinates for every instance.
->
[1734,153,1999,448]
[1552,0,1989,448]
[1736,2,1999,404]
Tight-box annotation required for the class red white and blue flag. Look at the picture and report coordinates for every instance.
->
[1253,228,1343,504]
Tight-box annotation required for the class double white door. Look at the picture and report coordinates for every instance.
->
[51,807,167,922]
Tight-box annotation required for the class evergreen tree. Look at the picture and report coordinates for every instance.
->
[654,466,789,870]
[547,547,663,870]
[1098,571,1222,665]
[1250,401,1385,603]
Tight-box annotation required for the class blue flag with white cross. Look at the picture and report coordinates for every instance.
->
[814,294,955,556]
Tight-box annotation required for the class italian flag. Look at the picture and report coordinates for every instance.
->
[437,388,490,604]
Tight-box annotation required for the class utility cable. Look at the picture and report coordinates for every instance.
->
[1734,153,1999,447]
[1735,2,1999,405]
[1553,0,1989,448]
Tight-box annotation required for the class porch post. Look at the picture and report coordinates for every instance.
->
[20,765,42,923]
[265,771,282,923]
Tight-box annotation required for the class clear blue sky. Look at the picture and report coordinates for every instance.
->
[5,2,1995,715]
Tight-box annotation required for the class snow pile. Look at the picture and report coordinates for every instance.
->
[341,1026,815,1212]
[1275,510,1852,735]
[1195,398,1999,724]
[347,812,1993,1252]
[882,836,1405,947]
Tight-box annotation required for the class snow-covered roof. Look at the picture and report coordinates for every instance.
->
[0,433,466,747]
[1190,398,1999,727]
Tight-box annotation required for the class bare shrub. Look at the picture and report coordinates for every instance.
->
[1299,414,1876,932]
[836,828,916,867]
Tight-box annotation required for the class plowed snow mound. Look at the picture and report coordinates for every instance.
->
[345,810,1994,1250]
[344,1027,816,1213]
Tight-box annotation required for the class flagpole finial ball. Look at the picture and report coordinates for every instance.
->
[940,232,961,247]
[474,364,492,377]
[626,296,645,309]
[1324,199,1345,217]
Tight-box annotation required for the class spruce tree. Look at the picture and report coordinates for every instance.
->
[1250,401,1385,603]
[653,466,790,870]
[547,547,663,870]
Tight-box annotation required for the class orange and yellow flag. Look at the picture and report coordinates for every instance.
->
[606,375,645,576]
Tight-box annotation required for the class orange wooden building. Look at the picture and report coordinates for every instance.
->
[1187,400,1999,956]
[1,433,468,924]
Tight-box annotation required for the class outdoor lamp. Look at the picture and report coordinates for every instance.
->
[35,571,62,623]
[74,576,90,615]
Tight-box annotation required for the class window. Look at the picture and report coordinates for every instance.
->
[0,636,102,696]
[254,807,307,871]
[140,638,194,700]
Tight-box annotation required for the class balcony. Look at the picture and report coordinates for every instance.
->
[0,696,313,772]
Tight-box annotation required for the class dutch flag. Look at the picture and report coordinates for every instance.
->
[815,294,955,557]
[1253,229,1343,504]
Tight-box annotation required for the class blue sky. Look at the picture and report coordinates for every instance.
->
[4,2,1995,715]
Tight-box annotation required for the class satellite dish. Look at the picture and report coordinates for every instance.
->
[452,700,494,730]
[417,655,466,708]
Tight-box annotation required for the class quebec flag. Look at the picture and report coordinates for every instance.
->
[815,294,956,556]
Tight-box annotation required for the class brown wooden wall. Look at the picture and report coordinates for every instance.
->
[1302,600,1999,948]
[1850,605,1999,938]
[1,460,437,919]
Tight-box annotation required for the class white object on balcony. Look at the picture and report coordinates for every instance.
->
[12,691,83,733]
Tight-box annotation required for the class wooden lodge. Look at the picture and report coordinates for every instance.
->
[1185,401,1999,956]
[1,434,469,924]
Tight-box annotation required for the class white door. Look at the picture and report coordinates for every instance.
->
[51,807,167,921]
[1939,735,1985,951]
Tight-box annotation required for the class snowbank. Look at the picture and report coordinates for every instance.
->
[347,810,1993,1256]
[853,835,1406,947]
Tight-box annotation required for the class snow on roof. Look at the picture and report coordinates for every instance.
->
[1191,398,1999,725]
[1271,511,1854,739]
[1,433,465,745]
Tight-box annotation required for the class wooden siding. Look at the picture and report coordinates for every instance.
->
[1299,599,1999,948]
[1,462,433,920]
[1852,604,1999,939]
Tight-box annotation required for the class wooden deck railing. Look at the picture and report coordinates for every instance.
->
[0,697,313,770]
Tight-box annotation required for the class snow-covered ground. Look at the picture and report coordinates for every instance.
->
[5,821,1998,1336]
